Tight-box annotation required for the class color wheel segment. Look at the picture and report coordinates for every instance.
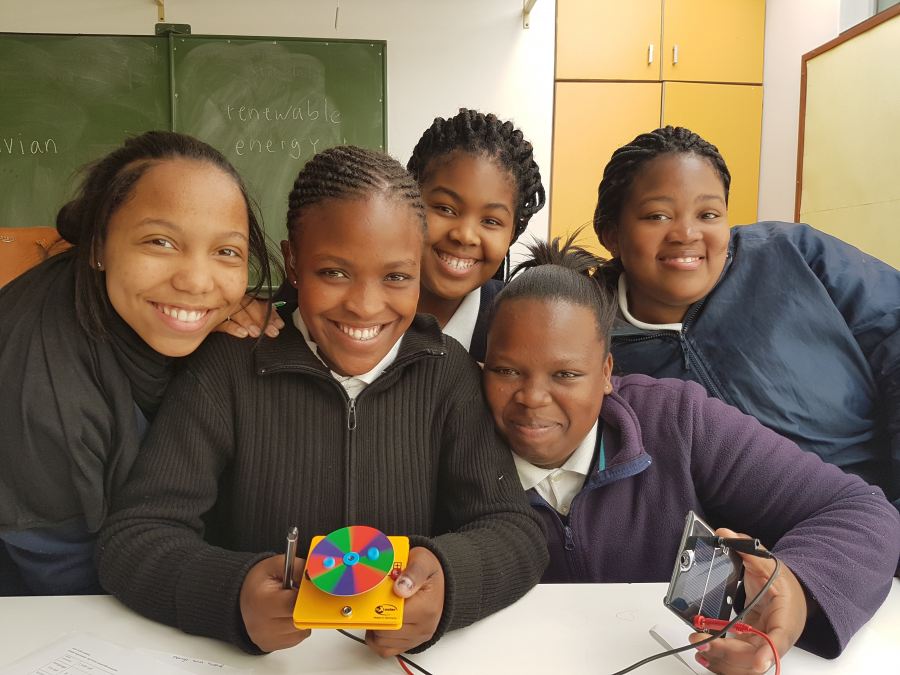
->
[307,526,395,596]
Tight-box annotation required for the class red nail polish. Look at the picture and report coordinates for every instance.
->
[697,655,710,668]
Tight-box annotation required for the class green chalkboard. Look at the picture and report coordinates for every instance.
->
[0,32,387,246]
[0,34,170,228]
[171,36,386,243]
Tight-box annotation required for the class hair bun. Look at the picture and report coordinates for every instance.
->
[55,201,82,244]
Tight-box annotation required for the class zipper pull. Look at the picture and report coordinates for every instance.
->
[346,397,357,430]
[679,332,692,371]
[563,524,575,551]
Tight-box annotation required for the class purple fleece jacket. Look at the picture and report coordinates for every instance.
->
[532,374,900,658]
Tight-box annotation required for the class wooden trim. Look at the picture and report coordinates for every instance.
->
[804,3,900,61]
[795,57,807,222]
[795,3,900,221]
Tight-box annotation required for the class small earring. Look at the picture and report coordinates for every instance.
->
[291,279,298,286]
[95,260,103,270]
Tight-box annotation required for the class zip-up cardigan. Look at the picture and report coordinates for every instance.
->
[96,313,547,654]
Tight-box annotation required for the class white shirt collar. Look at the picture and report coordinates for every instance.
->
[618,275,683,332]
[292,309,402,397]
[512,421,599,515]
[441,287,481,352]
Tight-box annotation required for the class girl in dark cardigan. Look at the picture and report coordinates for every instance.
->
[483,236,900,673]
[0,131,278,596]
[97,146,547,657]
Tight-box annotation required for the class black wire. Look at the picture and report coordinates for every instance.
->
[608,556,783,675]
[337,629,436,675]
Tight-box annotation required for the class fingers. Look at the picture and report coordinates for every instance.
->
[367,547,445,657]
[215,315,252,338]
[393,546,441,598]
[691,631,775,674]
[239,555,309,653]
[225,297,285,339]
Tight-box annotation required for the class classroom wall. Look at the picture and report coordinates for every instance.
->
[756,0,840,222]
[0,0,556,254]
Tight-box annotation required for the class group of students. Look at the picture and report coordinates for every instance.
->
[0,109,898,674]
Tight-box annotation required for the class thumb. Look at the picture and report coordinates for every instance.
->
[393,546,440,598]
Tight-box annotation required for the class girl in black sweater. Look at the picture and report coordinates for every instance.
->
[97,146,547,656]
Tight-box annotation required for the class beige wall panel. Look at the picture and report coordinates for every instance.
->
[800,13,900,265]
[802,201,899,269]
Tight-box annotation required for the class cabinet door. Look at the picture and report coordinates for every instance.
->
[662,82,763,226]
[550,82,663,255]
[556,0,662,81]
[661,0,765,83]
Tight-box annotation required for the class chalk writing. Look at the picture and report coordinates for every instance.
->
[234,137,324,160]
[225,99,341,125]
[0,136,59,155]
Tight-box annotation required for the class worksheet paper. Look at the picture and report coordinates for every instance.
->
[0,634,250,675]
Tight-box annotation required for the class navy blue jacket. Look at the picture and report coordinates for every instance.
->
[610,223,900,509]
[532,374,900,658]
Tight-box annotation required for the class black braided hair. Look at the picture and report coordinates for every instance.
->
[56,130,273,339]
[286,145,425,239]
[489,230,616,354]
[407,109,546,279]
[593,125,730,247]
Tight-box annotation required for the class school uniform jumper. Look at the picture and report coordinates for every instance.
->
[531,374,900,658]
[96,313,548,654]
[0,252,170,595]
[610,222,900,510]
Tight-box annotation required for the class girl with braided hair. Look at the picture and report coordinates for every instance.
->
[97,145,547,657]
[482,234,899,672]
[406,108,546,361]
[593,125,900,512]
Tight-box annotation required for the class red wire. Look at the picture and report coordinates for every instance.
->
[693,616,782,675]
[396,656,415,675]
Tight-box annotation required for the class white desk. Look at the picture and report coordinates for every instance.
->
[1,580,898,674]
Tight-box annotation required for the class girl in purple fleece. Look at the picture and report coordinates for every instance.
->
[483,236,900,675]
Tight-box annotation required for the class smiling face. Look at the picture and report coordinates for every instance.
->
[605,153,730,325]
[283,193,423,377]
[418,151,517,323]
[484,298,612,469]
[101,159,250,357]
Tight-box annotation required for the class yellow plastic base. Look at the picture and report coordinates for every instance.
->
[293,534,409,630]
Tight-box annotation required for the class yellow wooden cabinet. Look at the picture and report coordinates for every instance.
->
[556,0,765,85]
[550,82,662,254]
[556,0,662,81]
[662,0,765,83]
[662,82,763,227]
[550,0,766,252]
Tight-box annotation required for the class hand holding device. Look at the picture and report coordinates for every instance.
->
[293,526,410,631]
[664,511,743,627]
[686,527,807,675]
[239,553,310,653]
[365,546,445,657]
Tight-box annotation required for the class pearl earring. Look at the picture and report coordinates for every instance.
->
[96,261,103,270]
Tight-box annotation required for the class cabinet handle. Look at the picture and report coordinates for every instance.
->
[648,43,654,64]
[673,44,679,65]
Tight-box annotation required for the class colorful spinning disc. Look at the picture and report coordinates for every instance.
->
[306,526,395,596]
